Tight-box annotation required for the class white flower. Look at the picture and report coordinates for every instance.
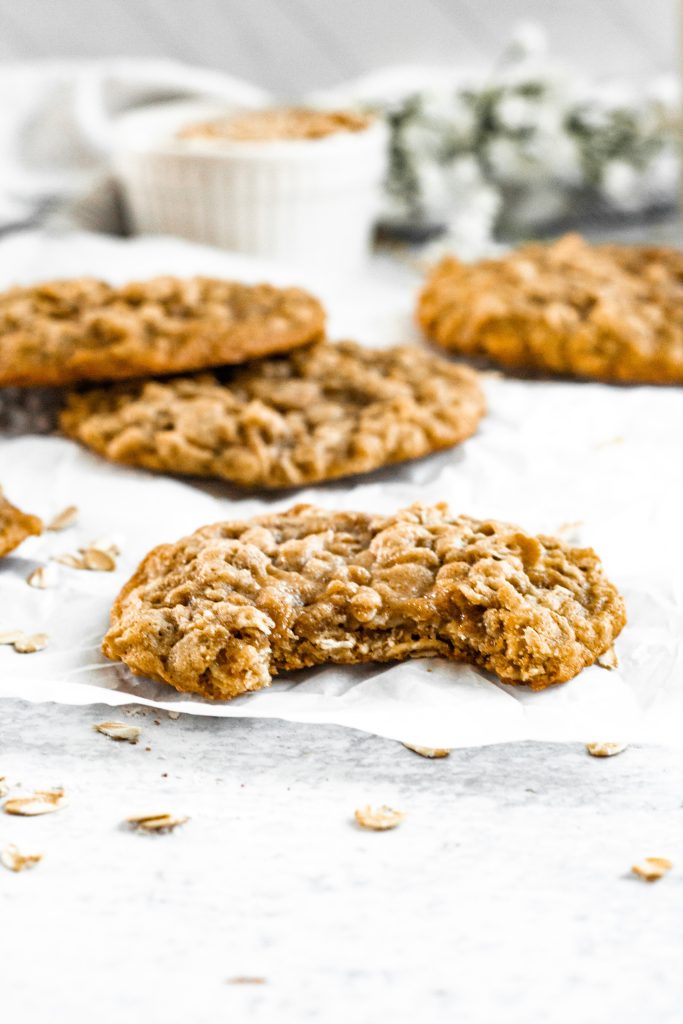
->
[441,182,502,252]
[485,136,535,185]
[414,159,453,216]
[526,131,583,186]
[399,120,442,161]
[422,91,474,130]
[638,149,679,203]
[600,160,643,211]
[496,94,540,132]
[446,155,483,189]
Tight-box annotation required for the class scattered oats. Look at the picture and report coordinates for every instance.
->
[47,505,78,531]
[82,547,116,572]
[0,630,25,645]
[4,787,67,816]
[53,544,117,571]
[1,844,43,873]
[631,857,672,882]
[354,805,405,831]
[597,647,619,670]
[27,565,55,589]
[403,743,451,758]
[227,977,266,986]
[127,813,188,833]
[13,633,49,654]
[167,710,180,720]
[0,777,8,798]
[52,552,86,570]
[88,536,121,557]
[586,742,628,758]
[94,721,141,744]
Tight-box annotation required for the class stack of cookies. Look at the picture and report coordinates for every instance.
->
[0,274,485,489]
[2,237,643,702]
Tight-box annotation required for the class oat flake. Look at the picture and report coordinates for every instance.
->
[1,844,43,872]
[127,813,188,833]
[47,505,78,531]
[586,742,628,758]
[402,743,451,758]
[631,857,672,882]
[95,721,141,744]
[3,787,67,816]
[354,805,405,831]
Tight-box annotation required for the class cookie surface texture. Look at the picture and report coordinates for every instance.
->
[418,233,683,383]
[0,277,325,387]
[103,502,626,700]
[60,341,486,488]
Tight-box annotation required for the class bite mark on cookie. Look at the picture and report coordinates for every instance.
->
[102,502,626,701]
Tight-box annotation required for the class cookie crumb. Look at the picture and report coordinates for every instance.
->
[597,647,619,670]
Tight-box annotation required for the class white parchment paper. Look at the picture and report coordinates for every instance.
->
[1,230,682,747]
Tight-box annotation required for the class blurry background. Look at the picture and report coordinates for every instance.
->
[0,0,675,92]
[0,0,679,253]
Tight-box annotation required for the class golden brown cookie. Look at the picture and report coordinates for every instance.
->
[0,277,325,387]
[103,502,626,700]
[418,233,683,384]
[0,490,42,557]
[60,341,485,488]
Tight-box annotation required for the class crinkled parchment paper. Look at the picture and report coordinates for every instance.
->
[1,230,682,747]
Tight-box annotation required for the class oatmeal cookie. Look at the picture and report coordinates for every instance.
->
[60,341,485,488]
[103,502,626,700]
[0,490,42,557]
[0,277,325,387]
[418,233,683,384]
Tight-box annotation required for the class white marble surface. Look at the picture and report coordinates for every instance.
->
[1,699,682,1024]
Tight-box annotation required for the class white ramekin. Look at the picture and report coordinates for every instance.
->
[113,101,388,275]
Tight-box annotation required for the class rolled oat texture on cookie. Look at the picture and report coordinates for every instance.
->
[102,502,626,701]
[418,233,683,384]
[0,276,325,387]
[60,340,486,488]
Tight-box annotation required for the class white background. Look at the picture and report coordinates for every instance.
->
[0,0,676,93]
